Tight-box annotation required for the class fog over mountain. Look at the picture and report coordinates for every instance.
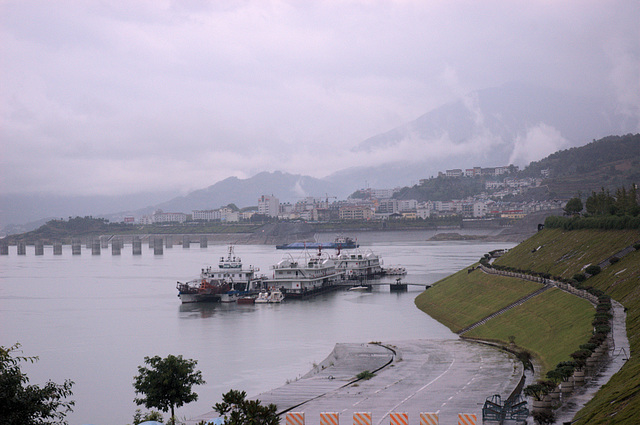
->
[327,83,638,188]
[2,81,638,233]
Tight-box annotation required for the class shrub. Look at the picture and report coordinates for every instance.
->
[609,256,619,264]
[634,243,640,250]
[356,370,376,380]
[585,265,601,275]
[573,273,586,282]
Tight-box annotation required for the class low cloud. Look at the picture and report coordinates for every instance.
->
[509,124,569,167]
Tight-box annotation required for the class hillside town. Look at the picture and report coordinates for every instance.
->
[135,165,562,225]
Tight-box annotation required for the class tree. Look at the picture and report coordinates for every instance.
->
[214,389,280,425]
[564,196,583,215]
[133,354,205,423]
[0,343,74,425]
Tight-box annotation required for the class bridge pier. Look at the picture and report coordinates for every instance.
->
[154,238,163,255]
[132,237,142,255]
[112,239,121,255]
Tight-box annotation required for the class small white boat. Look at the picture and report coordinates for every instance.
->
[255,289,285,303]
[348,285,369,291]
[383,266,407,276]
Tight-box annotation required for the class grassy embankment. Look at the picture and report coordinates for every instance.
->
[415,265,593,374]
[415,228,640,422]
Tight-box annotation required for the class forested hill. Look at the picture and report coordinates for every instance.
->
[520,133,640,197]
[394,134,640,202]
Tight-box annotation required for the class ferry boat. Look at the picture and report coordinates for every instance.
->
[332,249,384,279]
[276,235,358,250]
[270,248,344,297]
[176,245,267,303]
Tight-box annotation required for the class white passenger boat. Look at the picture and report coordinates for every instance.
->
[332,249,384,279]
[270,248,344,297]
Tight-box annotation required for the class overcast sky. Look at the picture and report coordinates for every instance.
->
[1,0,638,197]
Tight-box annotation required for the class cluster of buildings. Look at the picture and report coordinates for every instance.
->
[126,165,558,225]
[132,194,561,225]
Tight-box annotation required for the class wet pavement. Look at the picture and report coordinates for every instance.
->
[189,339,523,425]
[553,300,630,425]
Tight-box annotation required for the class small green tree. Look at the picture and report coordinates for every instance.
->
[214,389,279,425]
[0,343,75,425]
[564,197,583,215]
[133,354,205,423]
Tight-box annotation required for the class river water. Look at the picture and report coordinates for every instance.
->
[0,230,513,425]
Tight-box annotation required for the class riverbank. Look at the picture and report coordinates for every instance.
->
[417,228,640,423]
[2,209,558,246]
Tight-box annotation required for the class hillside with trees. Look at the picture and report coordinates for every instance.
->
[520,133,640,198]
[393,134,639,202]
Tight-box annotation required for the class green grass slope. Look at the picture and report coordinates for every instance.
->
[464,288,593,373]
[414,267,543,332]
[493,228,639,279]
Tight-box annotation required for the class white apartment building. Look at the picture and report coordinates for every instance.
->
[377,199,398,214]
[258,195,280,217]
[153,211,187,223]
[416,204,431,219]
[398,199,418,212]
[192,209,222,221]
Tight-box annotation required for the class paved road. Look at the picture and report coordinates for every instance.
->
[189,339,523,425]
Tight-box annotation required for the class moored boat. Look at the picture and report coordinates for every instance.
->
[255,288,285,303]
[270,248,344,298]
[176,278,231,303]
[177,245,267,303]
[276,235,358,250]
[382,266,407,276]
[333,249,384,279]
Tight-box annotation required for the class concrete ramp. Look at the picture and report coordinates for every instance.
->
[257,343,394,411]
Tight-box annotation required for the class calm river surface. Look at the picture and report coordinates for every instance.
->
[0,230,514,425]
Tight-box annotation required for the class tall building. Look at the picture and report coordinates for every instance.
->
[258,195,280,217]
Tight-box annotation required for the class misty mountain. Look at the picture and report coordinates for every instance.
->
[3,82,637,233]
[0,191,180,232]
[152,171,355,213]
[326,82,638,188]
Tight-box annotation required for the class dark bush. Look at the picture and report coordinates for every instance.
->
[585,265,601,275]
[573,273,586,282]
[590,333,607,345]
[609,256,619,264]
[580,343,597,352]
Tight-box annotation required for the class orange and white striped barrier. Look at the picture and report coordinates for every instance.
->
[419,412,438,425]
[286,412,305,425]
[353,412,372,425]
[389,412,408,425]
[457,413,477,425]
[320,412,339,425]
